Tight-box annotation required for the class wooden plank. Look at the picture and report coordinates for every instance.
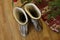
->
[0,0,60,40]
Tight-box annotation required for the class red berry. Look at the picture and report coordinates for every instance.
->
[55,15,60,25]
[55,20,60,25]
[13,0,17,2]
[56,15,60,20]
[47,18,55,26]
[42,13,48,21]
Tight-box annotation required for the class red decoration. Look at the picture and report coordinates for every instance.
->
[13,0,17,2]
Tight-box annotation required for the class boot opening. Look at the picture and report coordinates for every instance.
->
[27,6,39,18]
[16,9,26,23]
[24,3,41,19]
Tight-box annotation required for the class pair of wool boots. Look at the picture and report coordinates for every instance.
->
[13,3,42,37]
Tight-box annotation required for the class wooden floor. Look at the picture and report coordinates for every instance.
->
[0,0,60,40]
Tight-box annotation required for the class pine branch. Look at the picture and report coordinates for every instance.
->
[48,0,60,20]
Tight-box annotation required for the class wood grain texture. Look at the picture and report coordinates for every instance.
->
[0,0,60,40]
